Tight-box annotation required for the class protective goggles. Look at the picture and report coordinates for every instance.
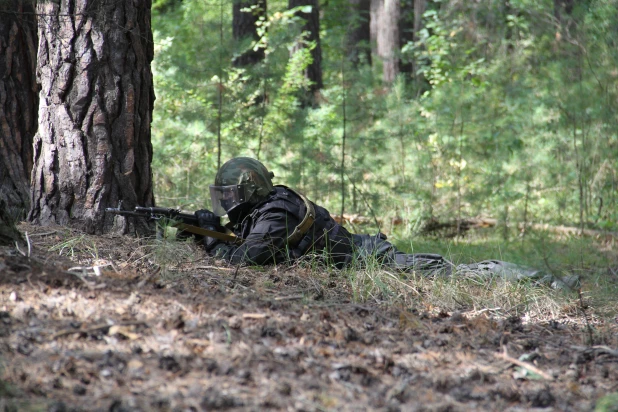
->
[209,184,250,216]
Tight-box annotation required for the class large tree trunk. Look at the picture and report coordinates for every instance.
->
[346,0,371,67]
[232,0,266,67]
[29,0,155,234]
[0,0,38,220]
[289,0,323,97]
[371,0,400,83]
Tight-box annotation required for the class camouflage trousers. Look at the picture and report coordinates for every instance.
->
[351,234,578,289]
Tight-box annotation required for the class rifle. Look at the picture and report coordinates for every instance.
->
[105,205,242,245]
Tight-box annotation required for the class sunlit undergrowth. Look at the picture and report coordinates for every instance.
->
[343,228,618,321]
[346,265,575,320]
[142,226,618,322]
[33,222,617,323]
[392,230,616,273]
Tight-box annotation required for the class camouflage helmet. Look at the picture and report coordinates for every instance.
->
[209,157,275,216]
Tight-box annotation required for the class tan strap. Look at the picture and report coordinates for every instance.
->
[180,188,314,248]
[175,223,244,245]
[285,187,316,247]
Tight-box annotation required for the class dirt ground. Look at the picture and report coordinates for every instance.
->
[1,223,617,411]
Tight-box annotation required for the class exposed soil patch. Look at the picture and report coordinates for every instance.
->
[1,223,617,411]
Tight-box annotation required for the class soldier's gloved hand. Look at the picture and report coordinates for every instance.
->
[195,209,220,230]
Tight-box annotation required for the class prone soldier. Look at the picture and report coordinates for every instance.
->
[194,157,573,287]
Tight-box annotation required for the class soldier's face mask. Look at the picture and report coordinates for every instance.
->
[209,184,250,216]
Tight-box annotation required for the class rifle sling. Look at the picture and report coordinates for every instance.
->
[284,187,316,248]
[175,223,243,245]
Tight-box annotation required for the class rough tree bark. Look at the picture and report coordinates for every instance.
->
[0,0,38,219]
[29,0,155,234]
[371,0,400,83]
[232,0,266,67]
[289,0,323,95]
[346,0,371,67]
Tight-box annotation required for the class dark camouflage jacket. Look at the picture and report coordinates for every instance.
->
[205,186,354,267]
[204,185,452,275]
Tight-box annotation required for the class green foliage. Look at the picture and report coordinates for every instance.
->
[151,0,618,240]
[596,392,618,412]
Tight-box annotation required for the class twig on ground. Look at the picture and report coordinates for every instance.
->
[64,271,106,290]
[28,231,58,237]
[67,264,112,277]
[570,345,618,357]
[194,265,235,271]
[136,266,162,288]
[477,307,503,315]
[26,232,31,257]
[577,287,595,344]
[242,313,268,319]
[50,321,149,341]
[15,232,31,258]
[230,263,241,288]
[494,346,554,380]
[274,295,304,301]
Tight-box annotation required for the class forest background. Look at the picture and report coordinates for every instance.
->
[2,2,618,409]
[150,0,618,247]
[1,0,617,261]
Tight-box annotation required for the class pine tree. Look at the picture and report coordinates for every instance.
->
[0,0,37,218]
[29,0,155,234]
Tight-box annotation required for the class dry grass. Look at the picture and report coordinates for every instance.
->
[17,222,616,325]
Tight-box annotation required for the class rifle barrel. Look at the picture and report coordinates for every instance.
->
[104,207,235,243]
[135,206,180,214]
[106,206,198,225]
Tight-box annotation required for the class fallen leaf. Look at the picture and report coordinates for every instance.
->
[242,313,268,319]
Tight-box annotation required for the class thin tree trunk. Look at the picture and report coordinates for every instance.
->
[502,204,509,241]
[572,118,584,233]
[370,0,380,61]
[521,181,530,239]
[346,0,371,66]
[0,0,37,219]
[411,0,426,82]
[429,158,436,220]
[232,0,266,67]
[29,0,155,234]
[372,0,400,83]
[413,0,425,38]
[456,119,463,237]
[554,0,574,23]
[398,0,413,74]
[217,0,224,170]
[340,57,347,219]
[289,0,323,96]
